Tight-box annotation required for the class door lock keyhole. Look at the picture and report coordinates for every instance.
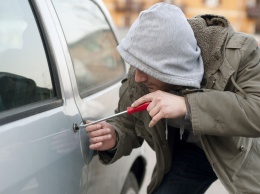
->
[73,123,79,133]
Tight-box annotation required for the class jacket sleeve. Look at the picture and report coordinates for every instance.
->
[98,78,144,165]
[187,36,260,137]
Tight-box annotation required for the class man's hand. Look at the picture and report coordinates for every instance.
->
[86,121,117,151]
[131,90,187,127]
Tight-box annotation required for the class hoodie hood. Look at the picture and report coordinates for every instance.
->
[117,3,204,88]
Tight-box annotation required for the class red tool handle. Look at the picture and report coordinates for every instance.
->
[127,102,150,114]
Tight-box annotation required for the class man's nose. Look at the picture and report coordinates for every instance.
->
[135,69,147,83]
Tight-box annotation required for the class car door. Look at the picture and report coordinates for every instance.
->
[0,0,85,193]
[48,0,132,193]
[49,0,126,124]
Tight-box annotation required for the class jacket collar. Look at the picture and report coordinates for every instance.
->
[188,14,235,78]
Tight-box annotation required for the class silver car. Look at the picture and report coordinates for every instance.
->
[0,0,152,193]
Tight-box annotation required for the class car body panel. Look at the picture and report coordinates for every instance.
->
[0,1,84,193]
[0,0,151,193]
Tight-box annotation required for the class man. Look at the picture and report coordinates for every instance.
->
[86,3,260,194]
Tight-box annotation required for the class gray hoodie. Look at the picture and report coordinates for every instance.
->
[117,3,204,88]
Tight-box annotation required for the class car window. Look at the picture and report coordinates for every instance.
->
[51,0,125,97]
[0,0,55,112]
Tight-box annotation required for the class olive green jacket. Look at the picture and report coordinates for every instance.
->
[99,15,260,194]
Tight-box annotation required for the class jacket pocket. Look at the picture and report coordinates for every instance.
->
[232,138,260,193]
[236,138,260,176]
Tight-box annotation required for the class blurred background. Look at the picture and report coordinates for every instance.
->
[103,0,260,44]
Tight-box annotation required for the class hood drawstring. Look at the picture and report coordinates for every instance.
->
[180,117,185,140]
[166,90,189,140]
[165,118,168,140]
[166,117,186,140]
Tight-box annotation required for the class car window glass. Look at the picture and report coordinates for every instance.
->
[0,0,54,112]
[51,0,125,97]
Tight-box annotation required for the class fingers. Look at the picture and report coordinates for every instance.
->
[147,104,161,127]
[131,90,187,127]
[132,91,166,127]
[85,121,116,151]
[86,124,111,144]
[89,133,112,144]
[89,142,103,149]
[88,127,111,138]
[131,90,165,107]
[131,93,154,107]
[85,123,102,133]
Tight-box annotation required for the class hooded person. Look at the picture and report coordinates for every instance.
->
[117,1,205,166]
[86,2,260,194]
[117,3,204,89]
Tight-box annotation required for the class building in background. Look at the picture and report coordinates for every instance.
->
[104,0,160,27]
[179,0,260,34]
[104,0,260,37]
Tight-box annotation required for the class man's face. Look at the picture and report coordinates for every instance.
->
[135,69,175,92]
